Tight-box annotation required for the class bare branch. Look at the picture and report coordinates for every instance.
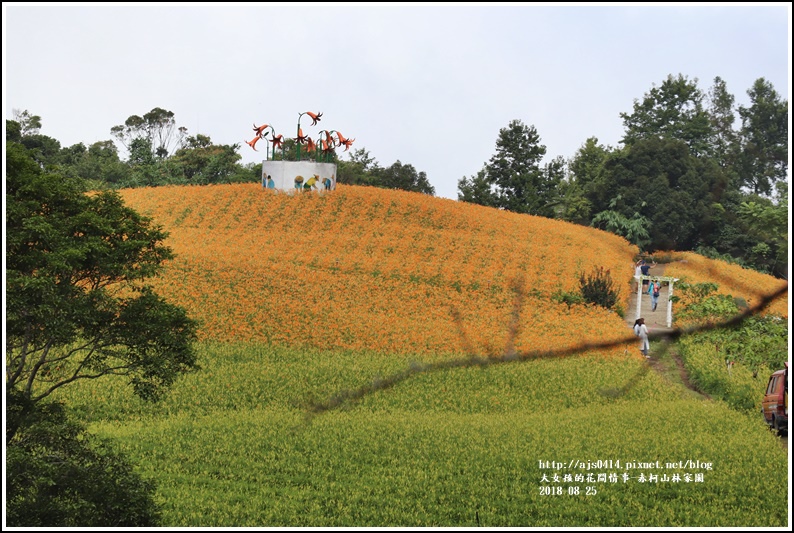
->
[303,282,788,421]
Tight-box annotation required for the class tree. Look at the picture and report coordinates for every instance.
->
[375,160,435,195]
[706,76,740,173]
[620,74,714,158]
[590,205,651,249]
[568,137,613,217]
[73,140,130,187]
[12,109,43,136]
[598,137,728,251]
[736,78,788,196]
[5,142,199,440]
[478,119,554,215]
[337,147,381,186]
[110,107,187,159]
[540,155,567,217]
[171,133,246,184]
[735,180,789,277]
[6,392,161,527]
[458,167,498,208]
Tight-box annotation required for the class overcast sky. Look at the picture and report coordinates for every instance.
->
[3,3,791,200]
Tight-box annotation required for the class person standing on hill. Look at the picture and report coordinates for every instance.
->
[640,259,656,287]
[633,260,643,292]
[637,317,650,357]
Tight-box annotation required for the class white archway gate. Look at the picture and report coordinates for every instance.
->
[636,275,680,328]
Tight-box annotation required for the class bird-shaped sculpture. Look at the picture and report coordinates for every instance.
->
[306,111,323,126]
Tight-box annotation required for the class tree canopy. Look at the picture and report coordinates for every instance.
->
[5,141,199,439]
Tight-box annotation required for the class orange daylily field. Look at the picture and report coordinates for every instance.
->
[119,183,787,359]
[120,184,639,358]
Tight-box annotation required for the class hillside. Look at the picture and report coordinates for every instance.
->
[119,183,639,357]
[664,251,787,318]
[48,183,788,527]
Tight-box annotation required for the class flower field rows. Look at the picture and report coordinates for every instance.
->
[56,343,787,527]
[664,251,787,318]
[120,184,638,356]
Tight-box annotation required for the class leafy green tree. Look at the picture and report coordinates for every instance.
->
[591,206,651,249]
[171,133,246,184]
[487,119,547,214]
[599,137,728,251]
[620,74,714,158]
[74,140,130,187]
[337,148,381,186]
[485,119,554,215]
[706,76,740,173]
[16,129,63,168]
[457,167,498,208]
[6,393,161,527]
[736,77,788,196]
[375,160,435,195]
[5,142,199,440]
[541,155,567,216]
[566,137,614,219]
[6,118,23,142]
[110,107,187,159]
[735,180,788,277]
[12,109,43,136]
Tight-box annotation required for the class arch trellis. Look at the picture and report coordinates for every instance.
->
[636,275,680,327]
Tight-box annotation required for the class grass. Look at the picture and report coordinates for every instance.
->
[51,341,788,527]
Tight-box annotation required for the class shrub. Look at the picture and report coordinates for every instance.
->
[551,289,584,308]
[5,393,162,527]
[578,266,618,310]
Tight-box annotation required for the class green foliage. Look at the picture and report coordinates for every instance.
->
[677,339,766,412]
[5,142,199,438]
[578,266,618,310]
[620,73,714,157]
[110,107,187,159]
[551,288,584,308]
[675,280,787,380]
[6,392,161,527]
[375,160,435,195]
[736,78,788,196]
[171,134,246,185]
[591,208,651,248]
[50,342,788,527]
[459,119,560,216]
[336,148,434,195]
[457,167,497,207]
[337,147,380,186]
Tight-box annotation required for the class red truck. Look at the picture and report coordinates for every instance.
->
[762,362,788,435]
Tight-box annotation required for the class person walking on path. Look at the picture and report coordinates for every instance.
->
[636,317,650,357]
[648,280,661,312]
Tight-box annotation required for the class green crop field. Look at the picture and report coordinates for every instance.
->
[54,341,788,527]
